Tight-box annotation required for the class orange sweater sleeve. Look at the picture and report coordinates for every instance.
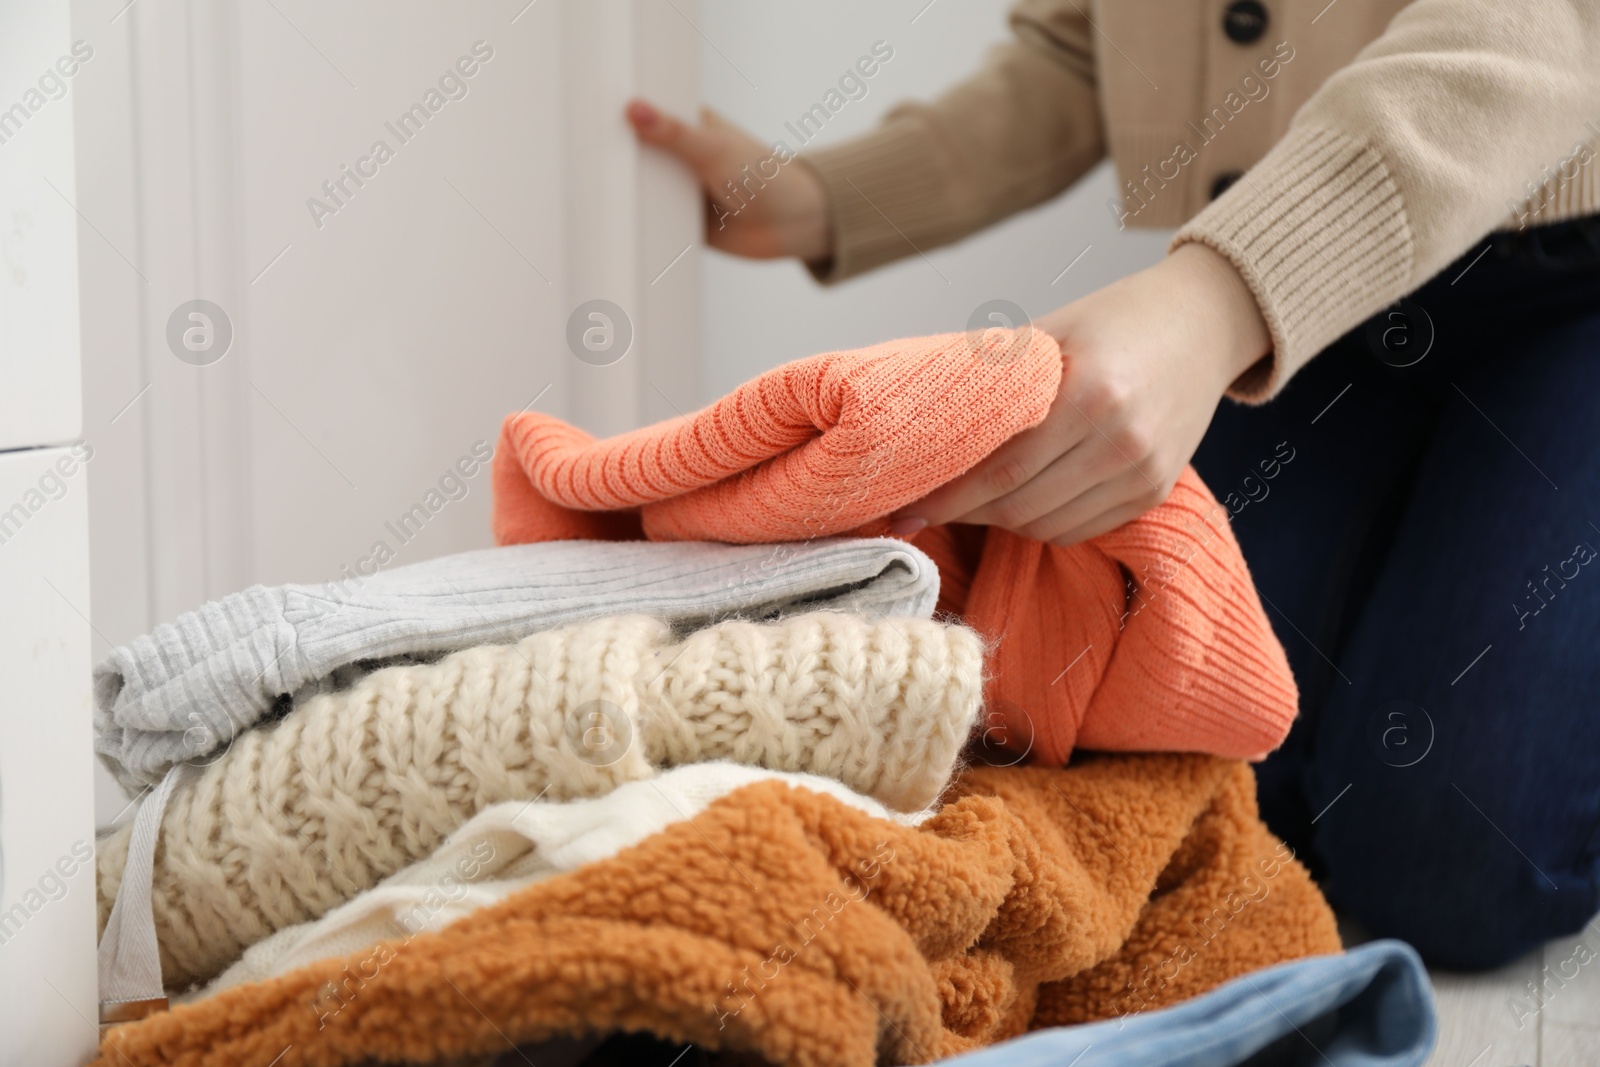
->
[923,469,1298,765]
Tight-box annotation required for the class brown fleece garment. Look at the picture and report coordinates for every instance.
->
[93,755,1339,1067]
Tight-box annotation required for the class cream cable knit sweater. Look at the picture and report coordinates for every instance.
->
[195,763,925,1001]
[96,612,984,989]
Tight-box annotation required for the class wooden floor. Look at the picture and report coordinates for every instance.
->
[1424,928,1600,1067]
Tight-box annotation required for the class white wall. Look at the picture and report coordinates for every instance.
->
[73,0,698,826]
[699,0,1170,395]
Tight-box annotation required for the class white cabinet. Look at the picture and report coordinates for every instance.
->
[0,3,96,1064]
[0,446,97,1067]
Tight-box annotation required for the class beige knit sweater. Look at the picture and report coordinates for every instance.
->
[801,0,1600,399]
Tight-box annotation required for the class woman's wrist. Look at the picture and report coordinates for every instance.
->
[1160,243,1272,389]
[785,159,835,266]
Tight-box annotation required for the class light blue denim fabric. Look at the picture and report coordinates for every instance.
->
[938,941,1434,1067]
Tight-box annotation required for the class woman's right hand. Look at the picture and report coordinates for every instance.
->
[625,99,832,264]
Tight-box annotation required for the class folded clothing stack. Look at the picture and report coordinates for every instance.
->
[95,537,941,791]
[92,328,1399,1065]
[91,536,960,1012]
[97,612,983,987]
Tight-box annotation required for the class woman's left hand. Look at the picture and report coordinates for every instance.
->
[890,243,1272,545]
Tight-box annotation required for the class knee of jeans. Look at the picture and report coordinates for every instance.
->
[1314,788,1600,970]
[1334,885,1551,971]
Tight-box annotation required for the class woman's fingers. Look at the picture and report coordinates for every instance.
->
[625,99,725,177]
[625,100,831,262]
[1048,497,1158,546]
[891,391,1092,532]
[1030,467,1172,545]
[957,435,1122,531]
[889,431,1053,533]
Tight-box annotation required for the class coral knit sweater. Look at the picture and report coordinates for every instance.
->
[492,329,1297,763]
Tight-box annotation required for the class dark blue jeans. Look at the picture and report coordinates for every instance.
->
[1191,217,1600,970]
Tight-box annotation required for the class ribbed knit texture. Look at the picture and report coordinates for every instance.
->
[799,121,958,282]
[1173,125,1414,400]
[915,470,1298,765]
[1518,152,1600,230]
[95,613,984,989]
[491,340,1298,767]
[492,329,1064,545]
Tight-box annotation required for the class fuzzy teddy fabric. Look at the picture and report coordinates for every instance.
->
[91,754,1341,1067]
[95,612,983,989]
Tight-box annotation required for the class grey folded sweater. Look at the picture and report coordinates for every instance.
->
[94,537,940,792]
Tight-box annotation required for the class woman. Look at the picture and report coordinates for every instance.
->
[627,0,1600,969]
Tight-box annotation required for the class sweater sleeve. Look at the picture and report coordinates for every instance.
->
[799,0,1105,283]
[1174,0,1600,401]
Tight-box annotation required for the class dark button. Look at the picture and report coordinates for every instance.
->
[1210,171,1243,200]
[1223,0,1269,44]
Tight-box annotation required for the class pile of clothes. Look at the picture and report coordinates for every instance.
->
[90,330,1436,1066]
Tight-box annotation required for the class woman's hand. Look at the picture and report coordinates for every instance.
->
[891,244,1271,545]
[625,99,832,264]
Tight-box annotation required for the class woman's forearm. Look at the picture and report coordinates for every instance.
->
[801,7,1107,283]
[1173,0,1600,401]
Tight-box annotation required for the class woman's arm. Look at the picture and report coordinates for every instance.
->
[802,0,1105,282]
[1176,0,1600,401]
[893,0,1600,544]
[625,1,1103,276]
